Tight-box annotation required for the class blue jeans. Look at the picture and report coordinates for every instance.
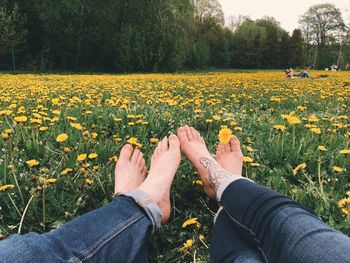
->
[211,179,350,262]
[1,180,350,262]
[0,196,152,262]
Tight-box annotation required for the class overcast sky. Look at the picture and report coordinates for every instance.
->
[219,0,350,33]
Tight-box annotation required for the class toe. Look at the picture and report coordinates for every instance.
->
[160,137,169,151]
[151,153,157,162]
[119,144,133,160]
[177,126,189,143]
[217,143,225,152]
[131,148,141,163]
[168,134,180,150]
[229,136,241,151]
[140,158,146,169]
[224,142,230,152]
[185,125,194,141]
[191,127,200,140]
[216,149,223,159]
[141,166,147,178]
[137,152,144,167]
[216,143,224,157]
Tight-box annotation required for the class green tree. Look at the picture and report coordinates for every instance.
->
[0,2,26,70]
[299,3,347,68]
[256,17,285,68]
[289,29,304,67]
[279,31,291,69]
[231,20,267,68]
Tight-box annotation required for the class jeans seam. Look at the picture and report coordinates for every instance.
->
[70,211,145,263]
[222,207,269,263]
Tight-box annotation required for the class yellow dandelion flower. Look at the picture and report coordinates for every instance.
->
[333,166,343,173]
[194,180,203,186]
[310,128,321,134]
[60,168,73,176]
[86,179,93,186]
[243,156,253,163]
[39,126,48,132]
[180,239,194,252]
[14,116,27,123]
[70,122,83,130]
[88,153,98,159]
[282,115,301,125]
[150,138,159,144]
[46,178,57,183]
[246,146,255,152]
[1,133,9,140]
[308,115,319,123]
[109,155,118,162]
[219,127,232,144]
[251,162,261,167]
[293,163,306,175]
[0,184,15,191]
[56,133,68,143]
[63,147,71,153]
[26,159,39,167]
[77,154,87,162]
[127,137,139,146]
[273,125,286,132]
[182,218,201,229]
[339,149,350,155]
[318,146,327,151]
[338,196,350,215]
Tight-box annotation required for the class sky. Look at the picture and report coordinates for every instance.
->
[219,0,350,33]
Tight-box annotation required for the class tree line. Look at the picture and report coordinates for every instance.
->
[0,0,349,72]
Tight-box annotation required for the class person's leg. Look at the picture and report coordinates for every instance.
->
[177,126,261,262]
[211,209,264,263]
[0,144,151,263]
[0,137,181,263]
[0,195,153,263]
[178,126,350,263]
[219,180,350,263]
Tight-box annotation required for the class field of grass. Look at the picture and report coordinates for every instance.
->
[0,71,349,262]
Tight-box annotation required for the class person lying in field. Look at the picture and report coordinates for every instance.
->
[1,126,350,263]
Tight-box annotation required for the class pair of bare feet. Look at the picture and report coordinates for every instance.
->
[114,126,244,224]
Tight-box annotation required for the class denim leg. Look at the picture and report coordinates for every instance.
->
[211,209,263,263]
[219,179,350,263]
[0,196,152,263]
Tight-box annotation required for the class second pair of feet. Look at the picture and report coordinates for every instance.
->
[114,126,244,224]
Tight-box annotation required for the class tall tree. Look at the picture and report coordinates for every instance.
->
[256,17,284,68]
[0,2,26,70]
[299,3,347,68]
[289,29,304,67]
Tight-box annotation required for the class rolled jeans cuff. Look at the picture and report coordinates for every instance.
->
[122,189,162,233]
[216,177,254,201]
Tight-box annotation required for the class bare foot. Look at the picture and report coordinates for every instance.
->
[137,135,181,224]
[177,126,218,198]
[177,126,243,199]
[216,135,243,176]
[114,144,147,194]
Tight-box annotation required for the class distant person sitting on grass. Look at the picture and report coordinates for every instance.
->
[285,68,293,78]
[299,68,309,78]
[1,126,350,262]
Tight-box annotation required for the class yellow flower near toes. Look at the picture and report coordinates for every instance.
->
[219,127,232,144]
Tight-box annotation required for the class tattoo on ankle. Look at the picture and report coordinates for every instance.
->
[199,157,232,190]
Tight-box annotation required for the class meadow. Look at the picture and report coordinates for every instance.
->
[0,71,349,262]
